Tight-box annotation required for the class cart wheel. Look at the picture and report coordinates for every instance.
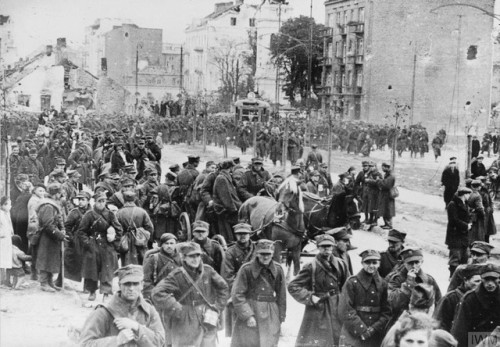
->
[179,212,191,241]
[212,234,227,251]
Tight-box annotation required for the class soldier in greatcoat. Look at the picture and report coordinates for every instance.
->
[79,265,165,347]
[237,157,271,202]
[451,264,500,347]
[231,239,287,347]
[142,233,181,345]
[445,187,472,278]
[213,160,242,243]
[131,139,157,180]
[36,182,66,292]
[441,157,460,207]
[63,191,92,283]
[305,144,323,170]
[433,264,482,332]
[447,241,494,292]
[192,221,225,274]
[468,180,486,243]
[152,242,229,347]
[378,229,406,278]
[387,247,442,320]
[221,223,256,337]
[77,192,123,301]
[364,162,383,227]
[24,148,45,184]
[338,250,392,347]
[377,163,396,229]
[288,234,350,346]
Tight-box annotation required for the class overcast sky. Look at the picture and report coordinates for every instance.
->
[2,0,324,57]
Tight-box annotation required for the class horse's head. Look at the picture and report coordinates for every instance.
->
[277,176,304,213]
[345,195,361,230]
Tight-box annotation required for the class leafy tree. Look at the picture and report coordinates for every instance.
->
[270,15,324,107]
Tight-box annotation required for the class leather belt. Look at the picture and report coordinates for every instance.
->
[251,294,276,302]
[356,306,381,313]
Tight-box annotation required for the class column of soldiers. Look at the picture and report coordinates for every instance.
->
[3,112,500,347]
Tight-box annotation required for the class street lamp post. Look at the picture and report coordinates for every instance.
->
[135,42,143,112]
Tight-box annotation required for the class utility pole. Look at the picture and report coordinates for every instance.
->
[409,44,417,125]
[306,0,314,148]
[135,42,143,112]
[180,45,184,92]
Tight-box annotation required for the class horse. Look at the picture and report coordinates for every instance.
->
[302,190,361,240]
[238,176,305,276]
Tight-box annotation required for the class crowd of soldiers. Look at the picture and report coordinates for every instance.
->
[0,110,499,347]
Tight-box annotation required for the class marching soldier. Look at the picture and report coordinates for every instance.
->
[221,223,256,337]
[338,250,392,347]
[388,247,442,319]
[191,221,225,275]
[305,144,322,170]
[441,157,460,207]
[152,242,229,347]
[288,234,350,346]
[231,240,287,347]
[378,229,406,278]
[237,157,271,202]
[433,264,482,332]
[451,264,500,347]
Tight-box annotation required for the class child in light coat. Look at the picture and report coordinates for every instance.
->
[8,235,32,289]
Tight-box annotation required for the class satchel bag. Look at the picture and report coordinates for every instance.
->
[132,227,150,247]
[389,186,399,199]
[119,232,130,253]
[180,268,219,329]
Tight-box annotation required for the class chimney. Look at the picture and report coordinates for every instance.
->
[46,45,53,56]
[57,37,67,48]
[214,2,234,14]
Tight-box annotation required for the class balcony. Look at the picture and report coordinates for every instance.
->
[354,24,364,34]
[355,55,364,64]
[335,56,345,66]
[322,27,334,38]
[346,55,355,64]
[320,57,333,66]
[338,25,347,35]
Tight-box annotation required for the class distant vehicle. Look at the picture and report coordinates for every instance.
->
[234,93,270,123]
[278,108,306,119]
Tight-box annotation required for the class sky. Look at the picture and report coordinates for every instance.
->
[1,0,324,57]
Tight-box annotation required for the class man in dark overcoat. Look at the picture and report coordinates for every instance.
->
[433,264,481,332]
[191,221,225,274]
[305,144,323,170]
[445,187,472,278]
[364,162,382,227]
[441,157,460,206]
[468,180,486,243]
[237,157,271,202]
[79,265,165,347]
[221,223,256,337]
[151,242,229,347]
[213,159,242,243]
[451,264,500,347]
[377,163,396,229]
[378,228,406,278]
[36,182,66,292]
[338,250,392,347]
[131,139,157,180]
[288,235,350,346]
[77,192,123,301]
[388,247,442,319]
[231,240,287,347]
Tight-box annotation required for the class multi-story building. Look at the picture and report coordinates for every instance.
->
[322,0,495,131]
[184,0,292,103]
[83,20,182,100]
[0,15,18,66]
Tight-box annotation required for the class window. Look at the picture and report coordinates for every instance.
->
[347,71,352,86]
[350,9,355,22]
[359,8,365,22]
[231,17,237,26]
[327,43,333,58]
[348,39,353,53]
[344,11,348,26]
[357,38,364,54]
[335,42,340,57]
[328,13,334,28]
[18,94,30,107]
[342,42,347,58]
[356,71,363,87]
[334,72,339,86]
[341,72,346,86]
[249,18,255,27]
[336,11,341,25]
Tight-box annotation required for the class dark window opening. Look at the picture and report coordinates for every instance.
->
[467,45,477,60]
[125,32,129,37]
[249,18,255,27]
[231,17,237,26]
